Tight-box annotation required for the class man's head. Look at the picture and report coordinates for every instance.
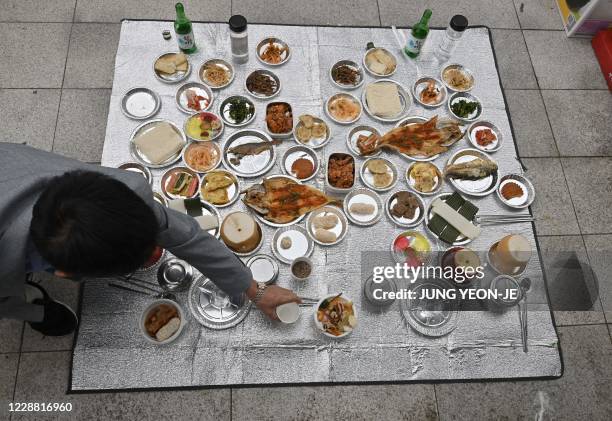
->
[30,170,158,278]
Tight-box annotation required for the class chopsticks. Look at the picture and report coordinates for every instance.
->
[476,214,534,226]
[298,296,320,307]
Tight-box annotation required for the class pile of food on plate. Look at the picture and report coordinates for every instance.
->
[185,112,223,141]
[364,47,396,75]
[311,212,340,244]
[201,62,231,87]
[201,171,236,205]
[366,159,393,189]
[316,294,357,337]
[266,102,293,135]
[409,162,441,193]
[166,169,199,198]
[184,142,220,172]
[144,302,182,342]
[328,153,355,189]
[295,114,328,144]
[246,71,278,96]
[185,88,210,112]
[154,53,188,76]
[259,39,289,64]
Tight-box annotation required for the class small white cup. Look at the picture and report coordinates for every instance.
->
[290,256,313,281]
[276,302,300,324]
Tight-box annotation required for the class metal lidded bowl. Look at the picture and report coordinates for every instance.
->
[360,157,398,192]
[245,69,281,99]
[129,119,187,169]
[121,87,161,120]
[385,191,426,228]
[447,91,483,123]
[306,205,349,246]
[218,95,256,127]
[292,115,331,149]
[445,148,499,197]
[188,275,251,330]
[363,47,397,77]
[181,141,222,173]
[412,76,448,108]
[199,169,240,208]
[329,59,365,90]
[183,112,224,142]
[160,166,200,200]
[117,162,153,185]
[271,225,314,264]
[281,145,320,182]
[440,63,475,93]
[425,193,477,246]
[157,258,195,292]
[222,129,277,178]
[256,36,291,66]
[245,175,306,228]
[325,92,362,125]
[199,58,235,89]
[343,188,383,227]
[405,161,443,196]
[496,173,535,209]
[153,52,191,83]
[265,101,293,139]
[175,82,213,114]
[361,79,412,123]
[246,254,279,285]
[346,125,381,157]
[467,120,503,153]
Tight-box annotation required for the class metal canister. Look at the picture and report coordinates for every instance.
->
[157,258,194,291]
[484,275,523,312]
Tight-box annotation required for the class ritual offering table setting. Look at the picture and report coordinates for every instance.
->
[71,9,561,391]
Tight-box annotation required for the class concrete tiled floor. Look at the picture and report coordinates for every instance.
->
[1,1,610,420]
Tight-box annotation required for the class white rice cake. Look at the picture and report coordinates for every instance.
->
[366,82,402,118]
[134,122,184,165]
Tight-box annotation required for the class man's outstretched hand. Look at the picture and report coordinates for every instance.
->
[246,280,301,320]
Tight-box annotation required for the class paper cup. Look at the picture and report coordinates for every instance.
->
[276,302,300,324]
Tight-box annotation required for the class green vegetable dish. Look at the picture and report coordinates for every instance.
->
[451,99,479,118]
[224,97,254,124]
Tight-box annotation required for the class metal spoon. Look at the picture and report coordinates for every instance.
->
[519,277,532,352]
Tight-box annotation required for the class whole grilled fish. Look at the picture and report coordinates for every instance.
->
[229,139,282,165]
[444,157,498,180]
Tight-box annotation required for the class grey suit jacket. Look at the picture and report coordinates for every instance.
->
[0,143,252,321]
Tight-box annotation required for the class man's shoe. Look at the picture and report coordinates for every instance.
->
[26,283,78,337]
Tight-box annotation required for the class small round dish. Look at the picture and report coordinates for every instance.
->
[200,169,240,208]
[440,63,475,93]
[140,299,186,345]
[184,112,224,142]
[445,148,499,197]
[362,79,412,123]
[129,119,186,168]
[245,69,281,99]
[467,120,503,153]
[281,145,320,182]
[385,191,426,228]
[157,258,194,292]
[346,125,381,157]
[117,162,152,185]
[121,87,161,120]
[160,166,200,200]
[391,230,434,267]
[363,47,397,77]
[153,52,191,83]
[325,92,362,125]
[271,225,314,264]
[175,82,213,114]
[343,188,383,226]
[496,174,535,209]
[218,95,256,127]
[182,141,222,173]
[222,129,277,178]
[314,294,357,338]
[292,115,330,149]
[448,91,483,123]
[306,206,348,246]
[199,58,235,89]
[360,157,398,192]
[412,77,447,108]
[246,254,279,285]
[405,161,443,196]
[329,59,365,90]
[256,37,291,66]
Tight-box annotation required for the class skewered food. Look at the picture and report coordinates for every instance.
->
[166,170,198,197]
[444,157,498,180]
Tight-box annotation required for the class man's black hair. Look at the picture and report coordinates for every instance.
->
[30,170,158,277]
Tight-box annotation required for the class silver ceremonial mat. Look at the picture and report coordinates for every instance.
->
[70,21,562,391]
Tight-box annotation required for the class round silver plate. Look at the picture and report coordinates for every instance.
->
[445,148,499,196]
[360,157,398,192]
[329,59,365,90]
[363,47,397,77]
[245,69,281,99]
[218,95,256,127]
[447,91,483,123]
[467,120,503,153]
[385,191,426,228]
[496,174,535,209]
[343,188,383,226]
[281,145,320,182]
[361,79,412,123]
[200,169,241,208]
[400,277,459,337]
[153,52,191,83]
[129,119,187,169]
[324,93,362,125]
[121,87,161,120]
[393,116,439,162]
[181,141,222,173]
[412,77,447,108]
[175,82,213,114]
[271,225,314,264]
[246,254,279,285]
[222,129,277,178]
[425,193,477,246]
[244,175,306,228]
[160,166,200,200]
[183,112,224,142]
[256,37,291,66]
[306,205,348,246]
[346,125,381,157]
[188,276,251,330]
[199,58,235,89]
[292,115,330,149]
[117,162,152,185]
[265,102,293,139]
[440,63,475,93]
[405,161,443,196]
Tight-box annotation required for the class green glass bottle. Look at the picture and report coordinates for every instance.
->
[404,9,432,58]
[174,2,196,54]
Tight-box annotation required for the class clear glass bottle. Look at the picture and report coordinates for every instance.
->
[435,15,468,62]
[229,15,248,64]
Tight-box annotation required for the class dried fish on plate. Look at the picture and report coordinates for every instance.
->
[444,149,499,197]
[444,157,498,180]
[228,139,281,166]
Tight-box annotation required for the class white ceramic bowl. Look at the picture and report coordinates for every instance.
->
[140,299,186,345]
[313,293,357,338]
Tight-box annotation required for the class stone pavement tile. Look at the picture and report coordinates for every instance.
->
[0,0,76,23]
[53,89,111,162]
[0,89,60,151]
[21,273,80,353]
[378,0,519,28]
[13,351,231,420]
[0,354,19,421]
[523,30,607,89]
[74,0,231,23]
[232,0,381,26]
[505,89,558,157]
[561,157,612,235]
[232,384,439,420]
[64,24,121,89]
[542,90,612,157]
[0,24,71,88]
[435,324,612,420]
[521,158,580,236]
[0,320,22,354]
[537,235,605,326]
[583,235,612,322]
[491,29,538,89]
[513,0,563,30]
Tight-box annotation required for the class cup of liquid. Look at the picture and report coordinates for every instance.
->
[276,302,300,324]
